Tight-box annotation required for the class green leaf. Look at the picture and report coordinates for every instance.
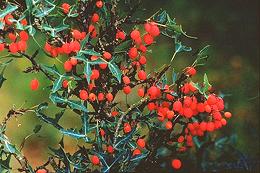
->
[0,74,6,89]
[81,112,90,142]
[41,64,61,76]
[52,75,65,93]
[84,61,92,83]
[60,129,85,139]
[79,49,101,56]
[0,4,18,18]
[108,62,122,83]
[33,124,42,133]
[175,41,192,53]
[203,73,211,93]
[49,93,67,104]
[67,100,88,112]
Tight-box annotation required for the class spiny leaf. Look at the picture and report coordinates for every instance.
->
[108,62,122,83]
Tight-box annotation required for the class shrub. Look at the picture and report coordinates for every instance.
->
[0,0,232,172]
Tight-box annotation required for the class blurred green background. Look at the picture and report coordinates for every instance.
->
[0,0,259,170]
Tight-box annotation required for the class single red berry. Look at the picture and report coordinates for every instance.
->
[61,3,70,14]
[69,41,80,52]
[130,29,141,41]
[128,47,138,59]
[62,43,71,54]
[30,79,39,91]
[96,1,103,8]
[123,86,131,95]
[89,93,96,102]
[107,145,114,154]
[167,111,175,120]
[21,19,28,26]
[4,14,13,25]
[62,80,69,88]
[72,29,82,40]
[99,63,108,69]
[90,69,100,80]
[103,51,112,60]
[133,149,141,156]
[204,104,212,113]
[91,155,100,165]
[139,56,147,65]
[165,121,173,130]
[147,102,156,111]
[137,138,146,148]
[172,159,182,169]
[139,44,147,53]
[221,118,227,126]
[111,111,119,117]
[124,123,132,133]
[64,60,73,72]
[20,31,29,41]
[207,95,217,105]
[116,30,126,40]
[100,129,105,136]
[186,67,196,76]
[149,24,160,37]
[79,90,88,101]
[178,136,185,143]
[224,112,232,118]
[36,169,47,173]
[143,33,154,45]
[138,70,147,80]
[8,33,16,41]
[92,13,99,23]
[70,57,78,66]
[17,41,27,51]
[173,101,182,112]
[0,43,5,51]
[138,87,145,97]
[148,86,160,99]
[106,93,114,102]
[206,122,215,132]
[9,42,18,53]
[98,93,105,101]
[123,76,131,85]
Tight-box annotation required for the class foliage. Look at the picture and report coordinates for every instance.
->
[0,0,233,172]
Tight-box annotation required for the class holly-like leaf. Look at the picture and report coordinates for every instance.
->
[84,61,92,83]
[67,100,88,112]
[108,62,122,83]
[0,4,18,18]
[52,75,65,93]
[203,73,211,93]
[60,129,85,139]
[175,41,192,53]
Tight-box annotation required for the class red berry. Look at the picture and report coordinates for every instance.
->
[0,43,5,51]
[90,69,100,80]
[103,51,112,60]
[123,76,131,85]
[111,111,119,117]
[186,67,196,76]
[116,31,126,40]
[92,13,99,23]
[4,14,13,25]
[62,80,68,88]
[17,41,27,51]
[61,3,70,14]
[143,34,154,45]
[149,24,160,37]
[207,95,217,105]
[133,149,141,156]
[123,86,131,95]
[89,93,96,102]
[124,123,131,133]
[30,79,39,91]
[148,86,160,99]
[206,122,215,132]
[147,102,156,111]
[70,57,78,66]
[172,159,182,169]
[128,47,138,59]
[79,90,88,101]
[96,1,103,8]
[167,111,175,120]
[137,138,146,148]
[139,44,147,53]
[21,19,28,26]
[8,33,16,41]
[9,42,18,53]
[139,56,147,65]
[106,93,114,102]
[204,104,212,113]
[107,145,114,154]
[138,70,147,80]
[36,169,47,173]
[91,155,100,165]
[69,41,80,52]
[138,87,145,97]
[200,122,207,131]
[100,129,105,136]
[99,63,108,69]
[224,112,232,118]
[64,60,73,72]
[130,29,141,41]
[165,121,173,130]
[173,101,182,112]
[98,93,105,101]
[72,29,82,40]
[19,31,29,41]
